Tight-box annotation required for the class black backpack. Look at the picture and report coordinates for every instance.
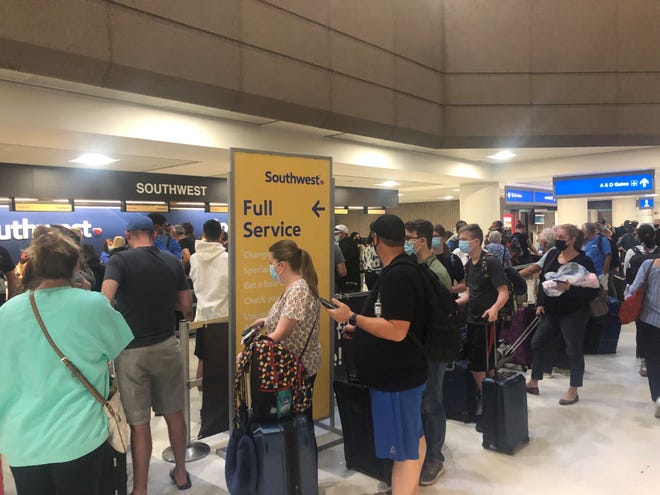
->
[626,246,660,284]
[389,256,462,363]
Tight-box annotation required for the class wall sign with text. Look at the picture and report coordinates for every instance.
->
[504,187,556,206]
[553,170,655,198]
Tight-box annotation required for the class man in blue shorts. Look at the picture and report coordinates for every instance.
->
[327,214,428,495]
[102,216,193,495]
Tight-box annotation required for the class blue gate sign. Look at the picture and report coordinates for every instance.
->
[533,191,557,205]
[554,170,655,198]
[638,197,654,209]
[505,188,534,203]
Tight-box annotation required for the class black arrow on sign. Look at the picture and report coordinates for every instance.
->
[312,200,326,218]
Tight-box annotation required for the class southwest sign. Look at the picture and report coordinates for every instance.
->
[554,170,655,198]
[231,149,332,419]
[505,187,556,206]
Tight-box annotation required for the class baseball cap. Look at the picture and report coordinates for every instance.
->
[334,224,349,235]
[369,214,404,243]
[125,215,155,232]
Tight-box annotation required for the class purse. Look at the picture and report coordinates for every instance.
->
[30,291,128,453]
[620,264,653,325]
[589,288,609,318]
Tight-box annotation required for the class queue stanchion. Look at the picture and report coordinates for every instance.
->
[162,320,211,462]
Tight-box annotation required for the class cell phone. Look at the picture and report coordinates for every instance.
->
[241,321,264,345]
[319,297,338,309]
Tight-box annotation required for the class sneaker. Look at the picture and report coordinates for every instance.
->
[419,459,445,486]
[655,398,660,418]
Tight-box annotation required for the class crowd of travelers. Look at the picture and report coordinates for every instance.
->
[0,212,658,495]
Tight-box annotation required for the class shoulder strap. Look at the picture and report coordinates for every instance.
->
[29,291,106,406]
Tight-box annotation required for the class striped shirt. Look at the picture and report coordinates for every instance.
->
[625,259,660,328]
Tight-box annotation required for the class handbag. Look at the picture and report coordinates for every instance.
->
[620,264,653,325]
[30,291,128,453]
[589,288,609,318]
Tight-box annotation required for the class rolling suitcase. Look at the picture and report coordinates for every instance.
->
[103,447,127,495]
[251,414,318,495]
[334,292,370,382]
[597,297,622,354]
[481,322,529,455]
[442,360,478,423]
[333,380,392,483]
[499,305,538,370]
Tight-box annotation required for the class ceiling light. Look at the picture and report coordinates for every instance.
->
[376,181,399,187]
[69,153,119,166]
[487,150,517,161]
[439,195,454,200]
[398,193,404,196]
[452,189,460,192]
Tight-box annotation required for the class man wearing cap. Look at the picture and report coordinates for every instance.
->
[335,224,361,293]
[102,215,193,494]
[326,214,428,495]
[148,213,182,260]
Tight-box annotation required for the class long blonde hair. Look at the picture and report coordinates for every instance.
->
[269,240,319,298]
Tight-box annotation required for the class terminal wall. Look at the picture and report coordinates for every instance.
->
[2,1,660,148]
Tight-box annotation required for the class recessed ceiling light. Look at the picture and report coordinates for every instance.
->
[69,153,119,166]
[376,181,399,187]
[452,189,460,192]
[487,150,517,161]
[440,195,454,200]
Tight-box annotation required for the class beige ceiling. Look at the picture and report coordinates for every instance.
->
[0,70,658,204]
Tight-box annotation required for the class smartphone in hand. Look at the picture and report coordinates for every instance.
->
[241,321,264,345]
[319,297,338,309]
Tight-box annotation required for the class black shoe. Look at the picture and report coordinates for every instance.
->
[169,469,192,490]
[419,459,445,486]
[475,414,484,433]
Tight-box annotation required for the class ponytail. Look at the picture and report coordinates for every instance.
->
[299,249,319,298]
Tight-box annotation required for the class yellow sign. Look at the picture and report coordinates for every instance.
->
[14,202,73,212]
[231,149,332,419]
[124,203,168,212]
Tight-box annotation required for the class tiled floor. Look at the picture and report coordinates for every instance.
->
[3,324,659,495]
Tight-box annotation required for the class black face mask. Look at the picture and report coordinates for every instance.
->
[555,239,568,251]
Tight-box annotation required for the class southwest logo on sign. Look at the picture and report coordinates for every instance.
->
[264,171,323,185]
[0,218,97,240]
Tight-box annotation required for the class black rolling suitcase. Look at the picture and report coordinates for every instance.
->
[103,446,127,495]
[333,380,392,483]
[442,360,478,423]
[334,292,370,382]
[251,414,318,495]
[481,322,529,455]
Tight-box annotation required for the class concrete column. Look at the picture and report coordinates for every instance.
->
[556,197,588,226]
[459,182,500,232]
[611,198,637,227]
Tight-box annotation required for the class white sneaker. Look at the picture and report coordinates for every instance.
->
[655,398,660,419]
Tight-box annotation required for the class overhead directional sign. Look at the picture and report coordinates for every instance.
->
[638,197,654,209]
[505,187,556,206]
[231,149,332,419]
[554,169,655,198]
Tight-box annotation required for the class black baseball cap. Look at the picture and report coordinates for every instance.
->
[370,214,405,244]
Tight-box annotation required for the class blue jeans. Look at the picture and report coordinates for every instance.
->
[422,361,447,462]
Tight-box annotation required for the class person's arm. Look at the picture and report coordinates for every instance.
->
[5,270,18,299]
[176,289,193,321]
[483,285,509,322]
[336,261,347,278]
[181,248,191,270]
[268,316,299,342]
[519,263,542,278]
[326,299,410,342]
[101,279,119,303]
[528,237,538,255]
[625,260,653,298]
[455,287,470,305]
[451,281,466,294]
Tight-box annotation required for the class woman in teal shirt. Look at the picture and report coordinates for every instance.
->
[0,227,134,495]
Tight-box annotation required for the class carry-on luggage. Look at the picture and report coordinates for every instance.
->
[251,414,318,495]
[442,360,478,423]
[103,446,127,495]
[498,309,540,370]
[333,380,392,483]
[334,291,370,382]
[481,322,529,455]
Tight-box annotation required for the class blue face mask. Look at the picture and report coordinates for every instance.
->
[404,241,415,256]
[269,263,280,282]
[431,237,442,249]
[334,235,340,243]
[458,240,472,254]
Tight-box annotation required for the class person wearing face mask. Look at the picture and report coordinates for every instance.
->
[335,224,360,293]
[455,224,510,396]
[526,224,599,405]
[249,240,322,418]
[404,219,451,485]
[433,224,466,295]
[622,224,660,377]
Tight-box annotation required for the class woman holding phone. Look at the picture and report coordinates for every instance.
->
[249,239,322,411]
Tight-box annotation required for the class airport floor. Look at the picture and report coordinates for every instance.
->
[2,324,659,495]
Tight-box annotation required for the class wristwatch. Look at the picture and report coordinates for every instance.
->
[348,312,358,326]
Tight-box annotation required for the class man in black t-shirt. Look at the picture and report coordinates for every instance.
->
[0,246,17,305]
[102,216,193,493]
[335,224,361,292]
[456,224,509,393]
[326,214,427,495]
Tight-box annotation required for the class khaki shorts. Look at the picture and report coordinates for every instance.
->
[115,336,184,425]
